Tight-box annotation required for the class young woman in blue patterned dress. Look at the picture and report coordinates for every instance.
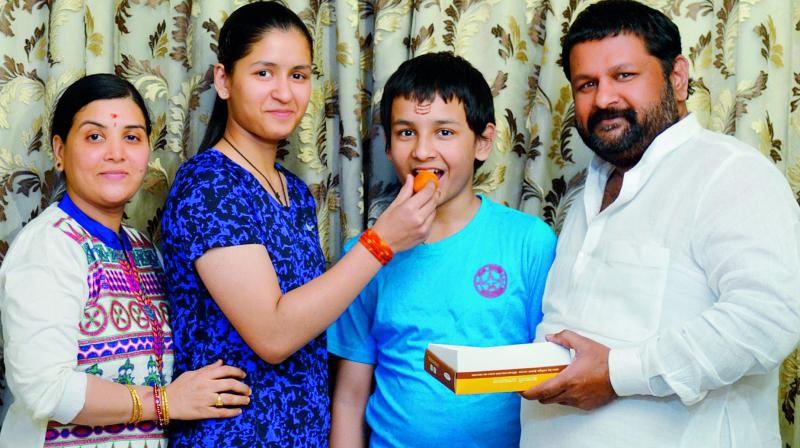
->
[160,2,437,446]
[0,74,250,448]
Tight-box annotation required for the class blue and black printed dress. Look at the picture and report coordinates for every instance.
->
[160,149,329,447]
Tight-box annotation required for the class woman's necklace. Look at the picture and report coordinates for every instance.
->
[222,135,287,207]
[117,232,165,384]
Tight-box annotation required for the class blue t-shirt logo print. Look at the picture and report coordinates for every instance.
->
[474,263,507,298]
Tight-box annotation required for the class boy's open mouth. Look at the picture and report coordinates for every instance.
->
[412,168,444,179]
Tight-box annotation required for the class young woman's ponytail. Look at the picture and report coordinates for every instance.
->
[198,95,228,152]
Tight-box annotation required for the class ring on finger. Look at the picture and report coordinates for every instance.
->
[214,393,224,408]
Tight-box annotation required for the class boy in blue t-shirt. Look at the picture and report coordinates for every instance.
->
[327,52,557,447]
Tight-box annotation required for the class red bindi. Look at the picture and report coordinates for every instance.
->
[111,113,118,118]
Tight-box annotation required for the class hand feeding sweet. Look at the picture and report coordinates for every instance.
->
[412,169,440,193]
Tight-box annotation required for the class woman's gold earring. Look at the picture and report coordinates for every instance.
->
[55,161,63,171]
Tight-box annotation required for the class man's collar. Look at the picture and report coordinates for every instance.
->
[584,113,702,217]
[591,113,701,176]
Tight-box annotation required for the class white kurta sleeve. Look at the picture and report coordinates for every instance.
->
[0,217,89,423]
[609,153,800,404]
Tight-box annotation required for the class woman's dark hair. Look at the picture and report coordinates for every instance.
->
[561,0,686,88]
[379,51,495,170]
[198,1,313,152]
[51,73,151,143]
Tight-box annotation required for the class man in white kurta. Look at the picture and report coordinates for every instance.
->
[520,1,800,447]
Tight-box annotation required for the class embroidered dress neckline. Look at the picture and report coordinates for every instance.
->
[57,193,132,251]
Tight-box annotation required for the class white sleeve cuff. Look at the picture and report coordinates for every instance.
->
[608,346,650,397]
[51,372,87,424]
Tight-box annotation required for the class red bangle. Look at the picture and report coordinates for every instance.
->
[153,385,165,427]
[359,228,394,265]
[159,386,170,426]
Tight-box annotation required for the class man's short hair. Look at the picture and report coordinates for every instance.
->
[379,52,495,169]
[562,0,684,85]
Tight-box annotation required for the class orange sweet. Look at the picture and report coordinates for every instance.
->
[413,170,440,193]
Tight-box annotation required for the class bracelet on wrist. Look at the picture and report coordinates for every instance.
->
[124,384,142,424]
[153,385,170,427]
[359,228,394,265]
[160,386,170,426]
[153,386,164,427]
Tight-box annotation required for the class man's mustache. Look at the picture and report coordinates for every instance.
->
[587,108,637,131]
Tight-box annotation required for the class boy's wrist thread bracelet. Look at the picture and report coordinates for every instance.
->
[359,229,393,265]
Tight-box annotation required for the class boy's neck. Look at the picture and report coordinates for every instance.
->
[426,190,482,243]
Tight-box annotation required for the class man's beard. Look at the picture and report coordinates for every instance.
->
[576,82,680,169]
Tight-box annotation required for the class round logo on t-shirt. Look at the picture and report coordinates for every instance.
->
[473,264,507,298]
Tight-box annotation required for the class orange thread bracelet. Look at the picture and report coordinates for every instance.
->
[359,228,394,265]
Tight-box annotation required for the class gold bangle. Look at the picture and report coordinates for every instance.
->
[134,386,142,423]
[124,384,142,424]
[160,386,170,426]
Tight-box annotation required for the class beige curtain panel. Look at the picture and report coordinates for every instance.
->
[0,0,798,443]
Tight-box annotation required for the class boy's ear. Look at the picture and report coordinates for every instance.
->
[474,123,496,162]
[213,63,230,100]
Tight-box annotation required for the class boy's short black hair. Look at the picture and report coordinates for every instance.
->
[562,0,686,89]
[379,52,495,169]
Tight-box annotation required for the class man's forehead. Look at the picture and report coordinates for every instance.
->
[571,32,649,56]
[569,34,654,73]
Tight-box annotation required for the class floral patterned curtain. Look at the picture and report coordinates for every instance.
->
[0,0,798,443]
